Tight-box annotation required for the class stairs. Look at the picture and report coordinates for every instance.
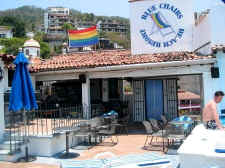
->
[0,132,25,162]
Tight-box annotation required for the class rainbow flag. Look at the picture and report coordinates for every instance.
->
[68,26,99,48]
[151,12,170,29]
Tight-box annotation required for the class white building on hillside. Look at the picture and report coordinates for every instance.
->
[0,26,13,39]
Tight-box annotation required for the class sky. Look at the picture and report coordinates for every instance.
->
[0,0,221,18]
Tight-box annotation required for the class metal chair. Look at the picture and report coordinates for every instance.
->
[148,119,168,152]
[72,121,94,148]
[97,124,119,145]
[118,115,129,135]
[160,115,168,128]
[142,121,154,149]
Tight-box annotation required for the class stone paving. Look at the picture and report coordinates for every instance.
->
[0,134,166,168]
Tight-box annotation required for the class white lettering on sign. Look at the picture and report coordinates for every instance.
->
[130,0,194,55]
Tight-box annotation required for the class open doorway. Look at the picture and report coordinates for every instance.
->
[177,75,202,121]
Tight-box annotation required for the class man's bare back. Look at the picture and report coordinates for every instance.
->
[203,91,225,130]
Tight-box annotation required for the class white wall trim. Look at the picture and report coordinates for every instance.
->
[34,60,215,81]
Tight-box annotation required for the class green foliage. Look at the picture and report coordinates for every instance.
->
[0,6,129,33]
[105,32,131,49]
[34,32,44,42]
[0,6,44,32]
[62,23,75,32]
[0,37,26,55]
[0,16,26,37]
[40,42,50,59]
[99,31,107,38]
[54,45,62,54]
[34,33,51,59]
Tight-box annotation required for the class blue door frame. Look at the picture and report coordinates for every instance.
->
[145,80,164,120]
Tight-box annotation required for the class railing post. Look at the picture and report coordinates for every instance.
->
[9,114,12,154]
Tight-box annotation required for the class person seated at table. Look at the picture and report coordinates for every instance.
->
[203,91,225,130]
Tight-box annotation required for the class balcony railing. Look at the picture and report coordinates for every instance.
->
[4,91,41,103]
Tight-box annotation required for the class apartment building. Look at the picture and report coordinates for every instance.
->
[97,20,129,34]
[44,7,70,34]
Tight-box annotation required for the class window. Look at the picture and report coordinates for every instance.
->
[108,79,119,99]
[37,50,40,57]
[8,70,14,87]
[26,49,29,56]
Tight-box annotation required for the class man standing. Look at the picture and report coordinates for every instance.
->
[203,91,225,130]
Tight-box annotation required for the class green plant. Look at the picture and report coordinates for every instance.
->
[0,37,26,55]
[40,42,50,59]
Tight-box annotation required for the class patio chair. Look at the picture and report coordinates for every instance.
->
[117,115,129,135]
[142,121,167,151]
[159,115,168,128]
[165,123,186,150]
[149,119,163,133]
[97,124,119,145]
[89,117,103,128]
[148,119,169,151]
[72,122,94,148]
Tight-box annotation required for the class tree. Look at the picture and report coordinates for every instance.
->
[31,23,35,32]
[54,45,62,54]
[0,16,26,37]
[40,42,50,59]
[105,32,131,49]
[99,31,107,38]
[0,38,26,55]
[62,23,74,33]
[34,32,44,42]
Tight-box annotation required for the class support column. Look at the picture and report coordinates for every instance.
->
[102,79,108,102]
[82,75,91,119]
[0,62,5,141]
[0,90,4,142]
[30,75,36,90]
[202,72,216,107]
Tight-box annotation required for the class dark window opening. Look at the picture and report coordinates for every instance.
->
[8,70,14,87]
[108,78,119,99]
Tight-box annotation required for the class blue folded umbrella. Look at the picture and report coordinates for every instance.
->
[9,51,38,112]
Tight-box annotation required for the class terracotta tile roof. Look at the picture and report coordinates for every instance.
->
[178,90,200,100]
[212,45,225,53]
[29,50,214,73]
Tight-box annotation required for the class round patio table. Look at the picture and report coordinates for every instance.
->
[58,130,80,159]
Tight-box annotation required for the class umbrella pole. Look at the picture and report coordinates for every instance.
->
[23,109,29,162]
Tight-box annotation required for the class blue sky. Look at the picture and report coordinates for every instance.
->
[0,0,220,18]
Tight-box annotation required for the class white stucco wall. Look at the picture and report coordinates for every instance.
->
[215,51,225,112]
[209,5,225,45]
[28,133,81,157]
[0,29,13,38]
[193,15,211,55]
[202,51,225,114]
[24,47,40,58]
